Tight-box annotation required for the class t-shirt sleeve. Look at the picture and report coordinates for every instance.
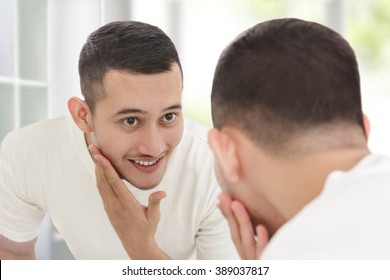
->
[0,133,45,242]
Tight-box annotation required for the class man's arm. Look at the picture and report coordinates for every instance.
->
[88,145,170,260]
[0,234,37,260]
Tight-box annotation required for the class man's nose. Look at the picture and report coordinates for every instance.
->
[136,124,166,157]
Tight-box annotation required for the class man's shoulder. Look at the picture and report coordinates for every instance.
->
[1,116,73,152]
[262,154,390,259]
[182,118,210,146]
[167,118,214,173]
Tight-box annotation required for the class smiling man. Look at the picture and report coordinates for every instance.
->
[0,21,237,260]
[78,65,184,190]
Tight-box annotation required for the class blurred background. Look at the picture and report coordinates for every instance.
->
[1,0,389,259]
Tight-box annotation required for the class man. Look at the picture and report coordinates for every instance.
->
[0,21,237,259]
[208,18,390,259]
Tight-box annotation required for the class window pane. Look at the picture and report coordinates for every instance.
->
[0,84,15,141]
[20,86,47,126]
[0,0,14,77]
[18,0,47,81]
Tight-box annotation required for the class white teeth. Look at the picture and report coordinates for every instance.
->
[134,159,158,166]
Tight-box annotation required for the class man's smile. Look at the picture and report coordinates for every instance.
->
[128,156,164,173]
[133,159,159,166]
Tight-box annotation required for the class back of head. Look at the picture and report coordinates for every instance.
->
[211,18,364,154]
[79,21,182,111]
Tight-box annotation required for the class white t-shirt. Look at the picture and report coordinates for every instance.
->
[261,153,390,259]
[0,116,238,260]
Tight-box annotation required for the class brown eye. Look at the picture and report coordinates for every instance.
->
[123,117,139,126]
[162,113,177,123]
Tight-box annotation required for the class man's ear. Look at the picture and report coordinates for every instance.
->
[68,97,93,133]
[208,128,241,183]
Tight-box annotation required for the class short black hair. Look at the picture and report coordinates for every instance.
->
[211,18,364,152]
[79,21,182,111]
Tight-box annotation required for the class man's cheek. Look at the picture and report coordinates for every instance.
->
[96,141,118,162]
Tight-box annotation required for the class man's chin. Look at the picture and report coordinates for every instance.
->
[121,175,161,191]
[117,168,163,191]
[133,184,159,191]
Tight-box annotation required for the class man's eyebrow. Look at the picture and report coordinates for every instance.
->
[116,108,146,115]
[163,104,182,112]
[115,104,182,116]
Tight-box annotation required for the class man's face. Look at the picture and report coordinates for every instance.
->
[90,64,183,190]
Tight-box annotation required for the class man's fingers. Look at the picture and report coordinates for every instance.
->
[89,144,137,204]
[89,144,117,200]
[231,200,257,259]
[255,225,269,259]
[218,193,245,258]
[218,193,236,229]
[147,191,167,224]
[218,192,233,220]
[89,144,120,185]
[88,144,102,158]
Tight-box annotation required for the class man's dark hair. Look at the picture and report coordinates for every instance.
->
[211,18,364,153]
[79,21,182,112]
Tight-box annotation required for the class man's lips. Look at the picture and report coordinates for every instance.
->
[132,158,159,166]
[128,156,164,173]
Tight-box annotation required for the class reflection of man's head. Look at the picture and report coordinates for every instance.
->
[78,21,184,190]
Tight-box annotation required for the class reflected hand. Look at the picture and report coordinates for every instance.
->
[88,144,170,259]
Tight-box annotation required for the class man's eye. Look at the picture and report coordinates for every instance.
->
[162,113,177,122]
[123,118,139,126]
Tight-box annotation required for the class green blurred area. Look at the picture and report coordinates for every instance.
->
[184,97,213,128]
[348,0,390,70]
[185,0,390,128]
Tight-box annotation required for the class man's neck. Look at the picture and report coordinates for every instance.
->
[276,147,370,222]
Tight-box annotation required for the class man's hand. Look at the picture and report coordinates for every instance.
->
[218,193,268,259]
[88,144,170,259]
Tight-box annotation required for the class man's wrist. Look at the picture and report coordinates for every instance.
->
[124,239,171,260]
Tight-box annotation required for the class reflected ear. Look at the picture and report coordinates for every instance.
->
[208,128,240,183]
[67,97,93,133]
[362,111,370,138]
